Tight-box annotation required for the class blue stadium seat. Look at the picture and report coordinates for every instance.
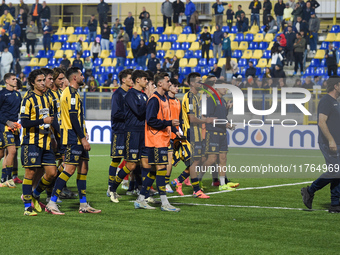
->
[234,33,244,42]
[249,59,258,66]
[320,58,327,67]
[130,59,137,66]
[51,34,58,43]
[124,59,131,66]
[208,58,217,66]
[156,50,165,58]
[221,26,229,33]
[315,67,325,76]
[333,42,340,49]
[46,50,54,58]
[181,42,190,50]
[107,66,115,74]
[158,34,167,43]
[196,26,201,34]
[309,59,320,67]
[33,66,40,71]
[93,58,103,66]
[57,59,62,65]
[238,59,248,67]
[193,66,201,74]
[194,50,202,58]
[258,42,268,50]
[81,50,91,58]
[97,75,107,85]
[262,50,271,59]
[169,34,178,43]
[116,66,124,73]
[232,50,242,58]
[127,65,135,70]
[113,74,118,80]
[256,67,262,76]
[171,42,180,50]
[61,42,70,50]
[109,42,114,50]
[155,27,164,34]
[184,50,193,58]
[135,65,143,70]
[201,67,209,75]
[330,25,340,33]
[178,75,185,83]
[304,67,315,76]
[59,35,68,43]
[70,43,77,50]
[83,27,89,34]
[230,26,238,33]
[183,26,192,34]
[23,66,31,75]
[74,27,83,34]
[259,25,266,33]
[320,42,329,50]
[245,34,254,42]
[241,68,246,77]
[36,50,46,58]
[150,27,155,34]
[96,66,107,75]
[48,58,56,65]
[180,67,192,75]
[108,51,115,58]
[248,42,258,50]
[198,58,207,66]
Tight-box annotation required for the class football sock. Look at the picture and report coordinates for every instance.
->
[22,178,33,209]
[45,179,55,197]
[177,169,190,183]
[128,177,135,191]
[51,171,72,202]
[111,166,131,192]
[77,173,87,204]
[191,177,200,192]
[34,176,52,197]
[1,167,6,182]
[108,160,120,189]
[140,168,155,198]
[12,167,18,178]
[156,167,167,196]
[165,175,170,185]
[219,176,226,186]
[6,166,13,180]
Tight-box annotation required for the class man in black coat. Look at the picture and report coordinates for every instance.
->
[172,0,185,26]
[263,0,272,26]
[245,61,257,77]
[124,12,134,41]
[285,26,296,66]
[97,0,109,28]
[326,44,338,76]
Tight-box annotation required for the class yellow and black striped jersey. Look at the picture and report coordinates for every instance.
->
[20,91,54,150]
[45,88,62,136]
[182,91,202,143]
[60,86,87,145]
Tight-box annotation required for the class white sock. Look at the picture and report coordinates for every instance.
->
[137,194,145,202]
[160,195,170,206]
[219,176,225,186]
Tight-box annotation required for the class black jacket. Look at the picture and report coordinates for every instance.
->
[87,19,98,32]
[147,57,160,73]
[326,49,337,66]
[97,1,109,14]
[173,0,185,14]
[274,2,285,16]
[124,17,134,30]
[200,32,211,45]
[249,1,262,14]
[39,6,50,19]
[285,31,296,50]
[139,11,150,20]
[272,68,286,78]
[245,66,256,77]
[263,1,272,13]
[136,45,148,57]
[147,41,157,54]
[101,26,111,39]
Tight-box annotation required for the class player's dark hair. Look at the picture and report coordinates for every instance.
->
[16,78,22,90]
[327,76,340,93]
[53,67,66,81]
[145,70,154,82]
[65,67,81,81]
[187,72,201,86]
[131,70,148,83]
[4,72,16,83]
[170,78,180,86]
[118,69,133,85]
[154,72,169,87]
[40,67,54,77]
[27,69,45,88]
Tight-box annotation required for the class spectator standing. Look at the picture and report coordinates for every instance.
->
[309,0,320,10]
[162,0,173,29]
[212,0,228,28]
[245,61,257,77]
[249,0,262,27]
[184,0,196,27]
[169,55,179,75]
[112,18,122,50]
[295,15,308,34]
[283,3,293,28]
[87,15,98,43]
[11,33,21,48]
[39,1,50,29]
[97,0,109,28]
[91,37,101,60]
[8,39,19,73]
[72,53,83,70]
[235,5,245,19]
[17,0,29,15]
[8,19,20,38]
[100,22,110,50]
[226,4,234,30]
[1,47,12,76]
[212,25,223,59]
[124,12,134,41]
[136,39,148,69]
[115,36,126,67]
[131,31,141,59]
[141,13,152,43]
[189,10,198,34]
[287,0,296,9]
[8,2,14,17]
[1,28,9,45]
[308,12,319,54]
[147,52,160,73]
[117,27,129,48]
[139,7,150,24]
[325,44,338,76]
[42,20,52,53]
[173,0,185,26]
[75,39,82,55]
[263,0,272,26]
[0,0,8,16]
[84,56,93,82]
[285,25,296,66]
[302,1,312,22]
[199,26,211,62]
[17,7,27,43]
[25,20,37,57]
[274,0,285,31]
[291,2,302,22]
[60,54,71,69]
[222,32,231,69]
[30,0,42,30]
[293,32,305,75]
[236,12,249,32]
[271,46,283,69]
[147,36,157,59]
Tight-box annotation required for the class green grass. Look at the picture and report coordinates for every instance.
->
[1,145,339,254]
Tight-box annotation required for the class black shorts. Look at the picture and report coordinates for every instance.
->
[205,131,228,154]
[145,147,169,165]
[111,131,125,158]
[124,131,144,162]
[2,130,20,149]
[63,144,89,165]
[21,144,56,168]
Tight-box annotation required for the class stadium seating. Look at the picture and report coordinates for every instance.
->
[183,26,192,34]
[198,58,207,66]
[320,58,327,67]
[179,58,188,67]
[231,41,238,50]
[263,33,274,42]
[248,42,258,50]
[330,25,340,33]
[315,67,326,75]
[253,33,264,42]
[176,50,185,58]
[304,67,315,76]
[99,50,110,59]
[187,34,197,43]
[232,50,242,58]
[189,42,200,51]
[187,58,198,67]
[177,34,187,43]
[238,42,248,51]
[234,33,244,42]
[74,27,83,35]
[320,42,329,50]
[256,59,268,68]
[181,42,190,50]
[161,42,171,51]
[55,27,66,35]
[163,27,173,35]
[258,42,268,50]
[217,58,226,67]
[184,50,194,58]
[242,50,253,59]
[238,59,247,67]
[27,58,39,66]
[194,50,202,58]
[253,50,263,59]
[325,33,336,42]
[245,34,254,42]
[309,59,320,67]
[65,27,75,35]
[173,26,183,35]
[36,50,46,58]
[164,50,175,58]
[314,50,325,59]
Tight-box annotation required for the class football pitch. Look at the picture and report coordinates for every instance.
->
[1,144,340,254]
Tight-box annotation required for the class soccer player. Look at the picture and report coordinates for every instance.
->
[20,69,57,216]
[107,69,133,200]
[301,77,340,213]
[172,72,215,198]
[46,67,101,215]
[135,73,181,211]
[200,80,239,191]
[0,73,22,188]
[109,70,149,203]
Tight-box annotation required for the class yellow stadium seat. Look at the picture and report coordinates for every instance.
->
[27,58,39,66]
[164,50,175,58]
[314,50,325,59]
[161,42,171,51]
[325,33,336,42]
[264,33,274,42]
[335,33,340,42]
[127,50,134,59]
[177,34,187,43]
[156,42,162,48]
[242,50,253,59]
[112,58,117,66]
[67,34,77,43]
[188,58,198,67]
[101,58,112,67]
[163,27,173,35]
[64,50,74,58]
[253,50,263,59]
[248,26,259,34]
[189,42,200,51]
[37,58,48,67]
[55,27,66,35]
[51,42,61,51]
[231,41,238,51]
[217,58,226,67]
[256,59,268,68]
[267,41,274,50]
[229,34,236,41]
[127,42,131,49]
[209,50,214,58]
[238,42,248,51]
[253,33,264,42]
[201,27,210,33]
[175,50,184,58]
[210,26,216,34]
[231,58,237,63]
[82,42,92,51]
[173,26,183,35]
[65,26,74,35]
[54,50,64,59]
[187,34,197,43]
[109,34,113,42]
[151,34,159,42]
[77,34,86,42]
[133,27,142,34]
[97,27,101,34]
[179,58,188,67]
[100,50,110,58]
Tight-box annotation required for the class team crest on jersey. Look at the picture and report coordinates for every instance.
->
[198,150,201,154]
[143,96,147,101]
[118,150,123,155]
[162,156,167,161]
[31,158,36,164]
[212,147,216,152]
[11,138,14,143]
[132,154,137,159]
[75,156,79,161]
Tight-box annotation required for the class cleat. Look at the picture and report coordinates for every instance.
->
[301,186,314,209]
[79,203,101,213]
[32,196,42,212]
[24,206,37,216]
[329,205,340,213]
[121,179,129,190]
[60,187,78,199]
[293,72,297,75]
[145,196,161,204]
[193,190,210,199]
[126,190,137,196]
[0,182,8,187]
[183,177,192,186]
[13,177,23,184]
[199,181,206,191]
[134,200,156,209]
[46,197,62,203]
[161,204,181,212]
[45,202,65,215]
[109,191,120,203]
[212,180,220,186]
[149,186,157,196]
[171,178,179,187]
[227,182,239,188]
[166,184,174,193]
[172,178,184,196]
[5,179,16,188]
[219,184,236,191]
